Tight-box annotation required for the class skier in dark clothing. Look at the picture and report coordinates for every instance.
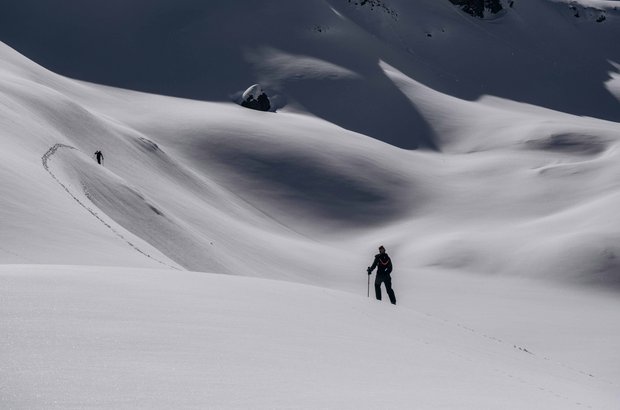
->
[94,150,104,165]
[367,245,396,304]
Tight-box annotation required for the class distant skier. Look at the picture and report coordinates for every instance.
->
[367,245,396,305]
[94,150,104,165]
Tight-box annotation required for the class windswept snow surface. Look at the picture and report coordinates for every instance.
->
[1,0,620,408]
[1,265,619,409]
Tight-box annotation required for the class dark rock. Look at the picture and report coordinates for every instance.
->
[449,0,505,18]
[240,84,271,112]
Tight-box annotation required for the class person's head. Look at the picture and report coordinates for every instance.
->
[378,245,385,254]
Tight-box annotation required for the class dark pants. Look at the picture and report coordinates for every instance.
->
[375,273,396,305]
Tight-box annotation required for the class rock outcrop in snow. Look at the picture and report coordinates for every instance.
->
[449,0,510,19]
[240,84,271,112]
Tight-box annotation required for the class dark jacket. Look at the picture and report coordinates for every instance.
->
[369,253,392,275]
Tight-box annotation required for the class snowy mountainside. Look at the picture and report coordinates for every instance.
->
[1,34,620,286]
[1,1,620,408]
[1,0,619,149]
[0,41,402,285]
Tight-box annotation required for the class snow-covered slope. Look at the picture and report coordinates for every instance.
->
[2,265,618,409]
[1,0,619,148]
[1,0,620,407]
[1,38,620,407]
[3,38,619,287]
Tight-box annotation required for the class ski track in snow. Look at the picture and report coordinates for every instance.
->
[0,245,32,263]
[42,143,180,270]
[435,320,607,408]
[421,310,619,394]
[351,299,598,408]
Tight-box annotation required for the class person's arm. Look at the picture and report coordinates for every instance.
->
[386,258,393,274]
[367,256,378,274]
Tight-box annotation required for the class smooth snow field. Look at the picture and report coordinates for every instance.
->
[1,0,620,408]
[2,265,619,409]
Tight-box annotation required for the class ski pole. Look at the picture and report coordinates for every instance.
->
[366,267,371,298]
